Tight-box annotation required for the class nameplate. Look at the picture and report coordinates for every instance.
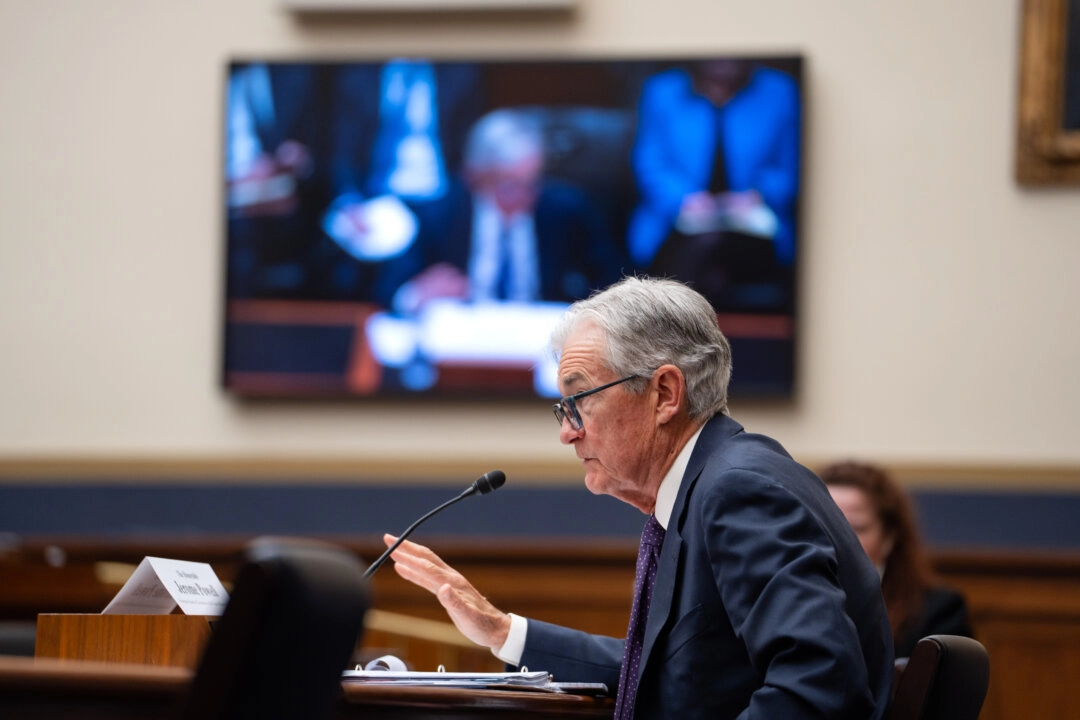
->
[103,556,229,616]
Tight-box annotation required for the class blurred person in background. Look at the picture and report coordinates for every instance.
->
[821,460,975,658]
[318,60,484,303]
[226,62,328,298]
[389,107,625,313]
[626,59,799,310]
[627,59,800,268]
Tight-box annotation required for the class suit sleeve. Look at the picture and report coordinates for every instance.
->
[747,71,800,222]
[516,619,624,691]
[702,471,879,720]
[631,73,702,225]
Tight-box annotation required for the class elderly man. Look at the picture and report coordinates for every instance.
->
[388,108,625,313]
[385,276,894,719]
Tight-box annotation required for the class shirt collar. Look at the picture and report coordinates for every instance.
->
[475,194,528,228]
[653,425,703,530]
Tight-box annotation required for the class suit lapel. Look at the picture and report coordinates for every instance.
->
[639,480,689,676]
[636,414,744,683]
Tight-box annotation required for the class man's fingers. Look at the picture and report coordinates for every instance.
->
[379,538,507,651]
[390,552,451,594]
[384,534,450,569]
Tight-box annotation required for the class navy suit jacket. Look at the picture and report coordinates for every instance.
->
[330,62,483,200]
[894,586,974,659]
[627,66,800,268]
[518,415,894,719]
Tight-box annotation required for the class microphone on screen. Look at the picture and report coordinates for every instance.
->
[361,470,507,580]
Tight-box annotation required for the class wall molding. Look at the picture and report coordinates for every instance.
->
[1,456,1079,490]
[282,0,576,12]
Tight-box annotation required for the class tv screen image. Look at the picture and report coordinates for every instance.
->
[222,55,802,399]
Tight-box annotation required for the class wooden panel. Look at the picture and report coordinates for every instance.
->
[973,620,1080,720]
[0,656,189,720]
[0,563,119,618]
[35,614,213,669]
[932,551,1080,720]
[7,538,1080,719]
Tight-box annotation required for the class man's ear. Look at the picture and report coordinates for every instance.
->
[652,365,686,425]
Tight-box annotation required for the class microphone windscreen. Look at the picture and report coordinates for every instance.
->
[475,470,506,495]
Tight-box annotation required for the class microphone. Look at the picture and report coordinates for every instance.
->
[362,470,506,580]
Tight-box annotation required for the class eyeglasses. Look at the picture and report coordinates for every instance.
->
[552,374,638,431]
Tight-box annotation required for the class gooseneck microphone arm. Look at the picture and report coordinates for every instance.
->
[362,470,506,580]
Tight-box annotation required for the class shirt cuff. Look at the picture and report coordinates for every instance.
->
[493,613,527,666]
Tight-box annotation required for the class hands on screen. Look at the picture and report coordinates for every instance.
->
[383,533,512,651]
[227,140,312,218]
[676,189,775,237]
[394,262,471,315]
[678,189,762,224]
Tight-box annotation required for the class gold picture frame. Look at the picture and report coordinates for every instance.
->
[1016,0,1080,184]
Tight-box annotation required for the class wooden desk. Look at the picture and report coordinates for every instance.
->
[0,656,189,720]
[0,656,613,719]
[341,684,612,719]
[8,539,1080,719]
[35,614,213,668]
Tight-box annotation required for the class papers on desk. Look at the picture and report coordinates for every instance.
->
[342,669,552,690]
[364,299,566,396]
[323,193,418,261]
[341,669,608,696]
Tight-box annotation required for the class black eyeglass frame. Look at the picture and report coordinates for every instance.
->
[552,374,639,431]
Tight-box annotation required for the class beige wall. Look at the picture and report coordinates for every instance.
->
[1,1,1077,480]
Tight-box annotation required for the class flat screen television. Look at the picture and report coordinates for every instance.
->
[222,55,802,399]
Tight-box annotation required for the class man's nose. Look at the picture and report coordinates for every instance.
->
[559,418,583,444]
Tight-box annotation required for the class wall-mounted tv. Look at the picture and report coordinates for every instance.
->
[222,55,802,399]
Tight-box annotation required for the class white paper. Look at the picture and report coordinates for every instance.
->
[417,299,567,363]
[323,194,418,261]
[341,669,554,689]
[102,556,230,616]
[675,201,779,238]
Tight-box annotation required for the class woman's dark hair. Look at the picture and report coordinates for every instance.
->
[820,461,935,643]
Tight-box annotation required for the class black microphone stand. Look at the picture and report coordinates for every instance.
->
[362,471,505,580]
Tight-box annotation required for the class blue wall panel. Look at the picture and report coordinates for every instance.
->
[2,482,1079,550]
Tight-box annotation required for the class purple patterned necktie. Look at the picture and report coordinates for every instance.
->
[614,514,666,720]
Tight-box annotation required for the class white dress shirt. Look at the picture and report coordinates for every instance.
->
[468,197,540,303]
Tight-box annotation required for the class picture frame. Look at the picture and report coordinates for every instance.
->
[1016,0,1080,185]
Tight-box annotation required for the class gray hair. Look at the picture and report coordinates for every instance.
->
[463,108,544,173]
[550,276,733,418]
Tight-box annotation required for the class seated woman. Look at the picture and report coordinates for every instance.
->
[820,461,974,658]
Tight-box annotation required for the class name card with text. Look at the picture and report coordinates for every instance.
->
[102,557,230,616]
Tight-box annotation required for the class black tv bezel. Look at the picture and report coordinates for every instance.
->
[219,53,804,403]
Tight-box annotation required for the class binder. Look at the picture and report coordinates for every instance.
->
[341,668,608,695]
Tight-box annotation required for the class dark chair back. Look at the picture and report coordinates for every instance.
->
[181,537,368,720]
[888,634,990,720]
